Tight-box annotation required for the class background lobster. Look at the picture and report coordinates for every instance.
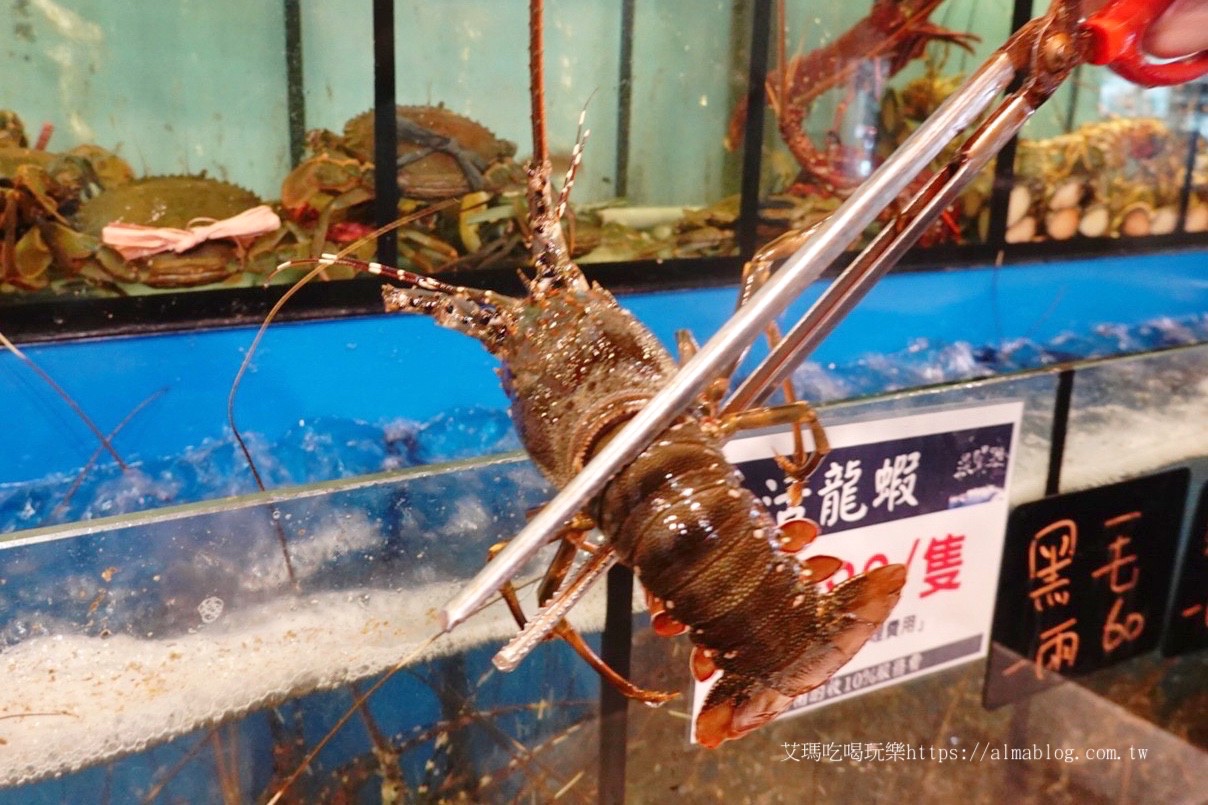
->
[272,0,906,753]
[726,0,978,193]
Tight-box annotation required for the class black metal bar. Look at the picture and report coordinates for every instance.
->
[614,0,636,198]
[735,0,773,259]
[598,564,634,805]
[986,134,1019,247]
[1045,367,1075,496]
[985,0,1037,249]
[373,0,400,268]
[283,0,305,167]
[1176,82,1206,230]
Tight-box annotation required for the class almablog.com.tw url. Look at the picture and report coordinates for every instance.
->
[778,742,1152,763]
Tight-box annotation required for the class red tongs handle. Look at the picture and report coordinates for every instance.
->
[1084,0,1208,85]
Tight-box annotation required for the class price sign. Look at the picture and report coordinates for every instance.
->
[688,402,1023,736]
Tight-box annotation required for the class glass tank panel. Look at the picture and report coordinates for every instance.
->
[0,0,1204,334]
[1061,341,1208,494]
[749,0,1013,250]
[342,0,745,270]
[0,0,747,308]
[2,344,1205,800]
[1,455,603,800]
[0,2,293,298]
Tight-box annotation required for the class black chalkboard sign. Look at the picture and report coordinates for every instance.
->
[984,468,1188,708]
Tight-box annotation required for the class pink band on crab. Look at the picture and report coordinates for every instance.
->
[101,204,282,261]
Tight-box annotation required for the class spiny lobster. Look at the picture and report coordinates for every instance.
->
[277,0,906,750]
[728,0,978,194]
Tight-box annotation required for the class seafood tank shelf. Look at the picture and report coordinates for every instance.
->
[0,0,1204,330]
[0,0,750,304]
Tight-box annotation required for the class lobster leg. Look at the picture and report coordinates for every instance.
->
[701,229,833,502]
[676,329,730,411]
[717,399,830,484]
[714,398,828,543]
[487,522,677,705]
[674,329,699,364]
[698,227,819,401]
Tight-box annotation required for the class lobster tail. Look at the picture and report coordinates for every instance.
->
[695,563,906,747]
[697,671,796,749]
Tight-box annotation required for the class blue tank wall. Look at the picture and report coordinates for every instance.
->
[1,248,1205,486]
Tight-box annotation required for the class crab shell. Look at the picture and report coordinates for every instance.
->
[339,105,518,199]
[0,118,138,291]
[1,141,133,206]
[71,175,267,288]
[75,175,262,234]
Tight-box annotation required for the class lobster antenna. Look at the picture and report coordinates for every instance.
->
[556,101,592,219]
[0,330,127,470]
[227,197,460,589]
[265,632,445,805]
[48,386,167,523]
[530,0,547,165]
[228,197,462,457]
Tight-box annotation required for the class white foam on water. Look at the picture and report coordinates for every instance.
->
[1062,375,1208,491]
[0,576,610,788]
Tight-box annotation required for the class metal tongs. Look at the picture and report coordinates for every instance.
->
[442,0,1208,665]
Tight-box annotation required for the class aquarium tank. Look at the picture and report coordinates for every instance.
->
[0,0,1204,802]
[0,0,1202,338]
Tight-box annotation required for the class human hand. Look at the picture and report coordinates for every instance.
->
[1083,0,1208,58]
